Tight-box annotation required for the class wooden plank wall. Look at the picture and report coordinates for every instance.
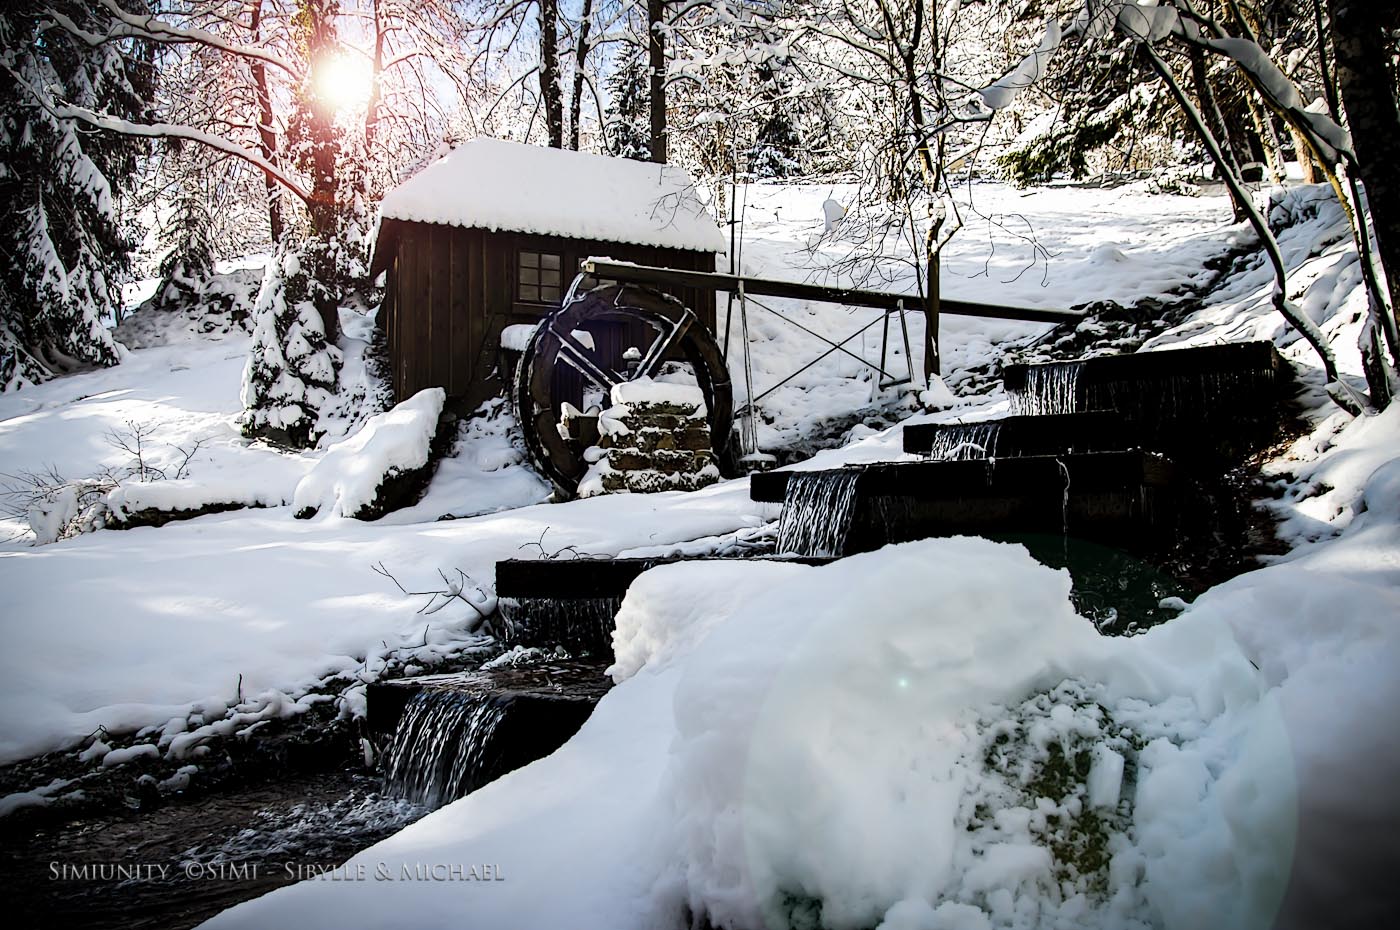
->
[384,221,720,408]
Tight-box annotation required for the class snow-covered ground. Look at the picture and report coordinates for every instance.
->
[2,180,1397,927]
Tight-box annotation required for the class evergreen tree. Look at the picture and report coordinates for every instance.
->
[604,45,653,162]
[153,170,217,311]
[749,59,805,178]
[239,244,342,448]
[0,1,154,391]
[240,0,346,447]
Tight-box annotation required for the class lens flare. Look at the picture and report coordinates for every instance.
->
[315,53,372,113]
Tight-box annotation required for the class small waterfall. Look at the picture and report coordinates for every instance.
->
[383,689,509,809]
[1010,361,1084,416]
[775,470,861,557]
[923,422,1002,461]
[1085,369,1273,425]
[496,596,621,656]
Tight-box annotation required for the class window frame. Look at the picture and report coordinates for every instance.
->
[516,247,564,305]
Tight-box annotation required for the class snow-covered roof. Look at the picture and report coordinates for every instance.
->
[378,138,725,254]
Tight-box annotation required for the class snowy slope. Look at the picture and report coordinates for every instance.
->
[716,179,1239,450]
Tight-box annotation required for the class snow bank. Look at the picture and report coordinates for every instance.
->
[377,138,725,254]
[0,476,766,765]
[204,539,1299,930]
[292,388,444,520]
[649,541,1285,930]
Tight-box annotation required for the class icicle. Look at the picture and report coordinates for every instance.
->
[774,470,861,558]
[382,689,510,809]
[923,422,1003,461]
[1010,361,1084,416]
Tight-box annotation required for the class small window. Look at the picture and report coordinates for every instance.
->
[518,249,563,304]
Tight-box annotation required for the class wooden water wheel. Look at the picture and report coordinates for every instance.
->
[513,284,734,496]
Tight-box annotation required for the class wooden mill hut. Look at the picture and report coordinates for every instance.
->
[370,138,726,412]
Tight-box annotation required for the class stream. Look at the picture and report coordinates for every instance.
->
[5,770,425,930]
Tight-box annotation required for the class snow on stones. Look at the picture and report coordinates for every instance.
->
[292,387,445,520]
[577,377,720,497]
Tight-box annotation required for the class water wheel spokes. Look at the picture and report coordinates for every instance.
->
[514,284,734,497]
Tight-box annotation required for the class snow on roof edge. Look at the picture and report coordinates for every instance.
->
[378,138,726,255]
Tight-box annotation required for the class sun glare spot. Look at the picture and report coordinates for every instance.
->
[315,52,372,113]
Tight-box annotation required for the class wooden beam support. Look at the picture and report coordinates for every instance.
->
[580,259,1084,325]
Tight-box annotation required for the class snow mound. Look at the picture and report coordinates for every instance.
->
[292,388,444,519]
[650,539,1286,930]
[607,560,810,682]
[114,266,263,349]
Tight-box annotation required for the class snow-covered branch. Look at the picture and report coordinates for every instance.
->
[8,66,311,206]
[46,0,301,79]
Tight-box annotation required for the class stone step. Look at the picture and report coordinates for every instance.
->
[368,660,611,739]
[495,554,835,599]
[1000,341,1293,461]
[495,555,837,655]
[902,412,1132,459]
[370,660,612,808]
[757,452,1180,556]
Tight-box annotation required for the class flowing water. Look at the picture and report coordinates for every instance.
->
[923,422,1002,460]
[381,689,509,810]
[1010,361,1084,416]
[496,596,621,656]
[5,771,423,930]
[774,470,861,558]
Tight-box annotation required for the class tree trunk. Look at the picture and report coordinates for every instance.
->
[647,0,666,163]
[1329,0,1400,325]
[568,0,594,151]
[364,0,384,149]
[299,0,342,343]
[249,2,283,245]
[1145,43,1359,414]
[1189,45,1249,221]
[539,0,564,148]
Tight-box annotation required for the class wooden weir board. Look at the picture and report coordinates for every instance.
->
[495,555,837,599]
[748,452,1178,504]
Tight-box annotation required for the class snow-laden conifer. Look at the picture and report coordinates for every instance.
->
[0,1,153,391]
[239,245,342,448]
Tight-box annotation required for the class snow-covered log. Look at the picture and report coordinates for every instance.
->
[292,388,445,520]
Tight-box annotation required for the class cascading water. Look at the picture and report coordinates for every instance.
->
[496,596,621,656]
[1085,369,1273,423]
[382,689,509,809]
[1010,361,1084,416]
[774,470,861,558]
[923,422,1002,461]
